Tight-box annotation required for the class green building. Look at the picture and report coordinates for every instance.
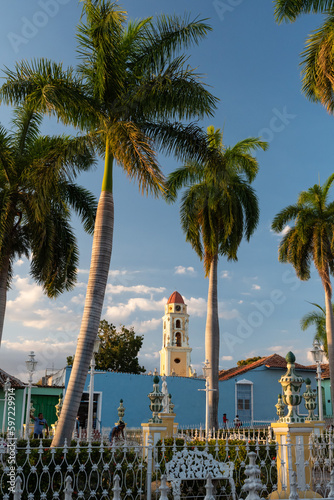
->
[0,368,63,436]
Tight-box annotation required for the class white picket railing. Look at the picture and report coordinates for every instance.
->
[1,432,334,499]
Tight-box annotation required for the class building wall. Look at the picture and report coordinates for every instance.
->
[64,365,319,429]
[322,379,332,417]
[0,388,25,433]
[0,386,63,434]
[220,366,318,423]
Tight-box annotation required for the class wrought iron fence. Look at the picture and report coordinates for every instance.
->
[0,433,334,499]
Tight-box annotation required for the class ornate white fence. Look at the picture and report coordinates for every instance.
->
[1,432,334,499]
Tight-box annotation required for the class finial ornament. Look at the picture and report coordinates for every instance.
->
[303,378,317,421]
[278,352,304,423]
[275,394,285,420]
[148,372,164,423]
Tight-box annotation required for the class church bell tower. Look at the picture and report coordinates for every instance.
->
[160,291,193,377]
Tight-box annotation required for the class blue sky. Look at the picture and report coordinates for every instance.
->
[0,0,332,382]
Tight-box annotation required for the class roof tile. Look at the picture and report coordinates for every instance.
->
[219,353,316,381]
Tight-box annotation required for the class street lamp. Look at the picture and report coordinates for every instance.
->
[2,377,11,434]
[87,337,101,441]
[198,359,216,438]
[311,339,324,421]
[25,351,38,439]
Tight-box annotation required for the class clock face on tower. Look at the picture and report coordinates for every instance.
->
[175,305,181,311]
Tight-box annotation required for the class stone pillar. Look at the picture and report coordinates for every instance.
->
[142,370,167,456]
[269,351,325,499]
[269,421,324,499]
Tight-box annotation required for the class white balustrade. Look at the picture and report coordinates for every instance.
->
[1,431,334,499]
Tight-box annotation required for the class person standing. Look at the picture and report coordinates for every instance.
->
[31,412,49,439]
[223,413,228,429]
[233,415,241,429]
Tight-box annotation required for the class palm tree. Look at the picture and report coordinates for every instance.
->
[167,126,267,429]
[301,302,329,356]
[272,173,334,414]
[0,103,96,345]
[275,1,334,113]
[274,1,334,23]
[0,1,218,444]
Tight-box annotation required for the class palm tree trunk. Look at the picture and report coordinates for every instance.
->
[52,147,114,447]
[205,254,219,431]
[325,287,334,416]
[0,256,10,346]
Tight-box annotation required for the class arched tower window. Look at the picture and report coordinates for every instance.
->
[175,332,181,347]
[175,319,181,328]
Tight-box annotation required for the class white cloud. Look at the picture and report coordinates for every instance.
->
[104,297,166,322]
[221,270,231,279]
[106,284,165,295]
[143,351,159,360]
[77,268,89,274]
[279,225,291,237]
[1,337,77,381]
[251,284,261,291]
[186,297,207,317]
[71,294,85,305]
[271,225,291,237]
[218,307,239,320]
[221,355,233,361]
[174,266,196,276]
[7,276,44,311]
[132,317,162,333]
[16,259,25,267]
[6,275,82,333]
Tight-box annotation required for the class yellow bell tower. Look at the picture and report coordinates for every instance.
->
[160,291,193,377]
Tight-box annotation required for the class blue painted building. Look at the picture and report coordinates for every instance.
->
[56,353,319,430]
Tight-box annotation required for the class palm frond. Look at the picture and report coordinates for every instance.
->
[275,0,334,23]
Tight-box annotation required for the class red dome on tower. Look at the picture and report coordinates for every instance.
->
[167,291,184,304]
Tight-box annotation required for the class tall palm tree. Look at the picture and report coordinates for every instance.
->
[0,103,97,345]
[0,1,218,444]
[272,173,334,414]
[167,126,267,429]
[301,302,330,356]
[275,1,334,113]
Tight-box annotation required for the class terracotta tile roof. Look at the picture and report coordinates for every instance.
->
[0,368,25,388]
[219,353,316,381]
[167,291,184,304]
[307,363,329,379]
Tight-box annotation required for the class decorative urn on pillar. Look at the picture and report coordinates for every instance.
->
[117,399,125,423]
[275,394,285,421]
[303,378,317,421]
[279,351,304,423]
[148,370,164,423]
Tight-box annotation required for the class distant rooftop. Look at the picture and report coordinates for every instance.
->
[219,353,316,381]
[0,368,25,388]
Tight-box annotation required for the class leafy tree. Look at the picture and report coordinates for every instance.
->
[167,126,267,430]
[0,1,218,444]
[275,0,334,113]
[66,321,145,373]
[0,103,96,345]
[301,302,332,357]
[66,356,75,366]
[272,173,334,414]
[95,320,145,373]
[237,356,262,367]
